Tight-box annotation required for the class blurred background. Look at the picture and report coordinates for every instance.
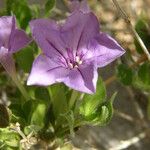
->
[0,0,150,149]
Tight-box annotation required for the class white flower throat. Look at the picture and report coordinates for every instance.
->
[68,56,83,69]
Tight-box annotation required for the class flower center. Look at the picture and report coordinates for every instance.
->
[68,56,82,69]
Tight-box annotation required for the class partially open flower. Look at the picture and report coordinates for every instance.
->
[0,16,31,100]
[27,1,125,94]
[0,16,31,75]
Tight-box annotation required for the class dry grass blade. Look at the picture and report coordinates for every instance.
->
[112,0,150,61]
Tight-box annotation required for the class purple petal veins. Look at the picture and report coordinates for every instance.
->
[28,1,125,94]
[0,16,31,100]
[0,16,31,81]
[0,16,31,54]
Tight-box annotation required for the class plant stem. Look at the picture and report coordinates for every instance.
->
[111,0,150,61]
[0,54,29,101]
[11,73,29,101]
[69,90,79,109]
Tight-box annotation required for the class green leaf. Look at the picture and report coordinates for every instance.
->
[48,84,69,129]
[45,0,55,16]
[23,99,48,128]
[134,18,150,54]
[60,111,75,137]
[15,46,34,73]
[117,64,133,85]
[49,84,68,119]
[88,92,116,126]
[0,104,9,128]
[133,77,150,92]
[30,4,40,18]
[6,0,32,29]
[34,87,51,103]
[9,104,26,126]
[133,63,150,92]
[0,128,20,148]
[30,101,47,127]
[22,100,36,124]
[138,63,150,85]
[80,77,106,117]
[24,125,41,136]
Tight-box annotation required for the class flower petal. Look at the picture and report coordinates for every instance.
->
[85,32,125,67]
[9,29,31,53]
[30,19,67,58]
[0,47,16,75]
[61,63,98,94]
[0,16,14,48]
[61,11,99,56]
[27,54,69,86]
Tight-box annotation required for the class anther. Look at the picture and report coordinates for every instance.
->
[75,56,82,65]
[75,56,80,62]
[74,65,78,68]
[68,62,74,69]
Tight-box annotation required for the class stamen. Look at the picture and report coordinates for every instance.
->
[74,65,78,68]
[68,62,74,69]
[67,55,82,69]
[78,60,82,65]
[75,56,80,62]
[75,56,82,65]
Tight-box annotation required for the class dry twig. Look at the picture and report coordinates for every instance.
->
[111,0,150,61]
[109,131,146,150]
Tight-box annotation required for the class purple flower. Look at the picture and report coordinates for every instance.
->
[0,16,31,100]
[27,3,125,94]
[0,16,31,75]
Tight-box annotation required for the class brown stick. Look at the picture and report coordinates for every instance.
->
[111,0,150,61]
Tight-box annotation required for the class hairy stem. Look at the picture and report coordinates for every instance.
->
[11,73,29,101]
[0,54,29,101]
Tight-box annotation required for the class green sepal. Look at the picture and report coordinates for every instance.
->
[80,77,106,117]
[83,92,117,126]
